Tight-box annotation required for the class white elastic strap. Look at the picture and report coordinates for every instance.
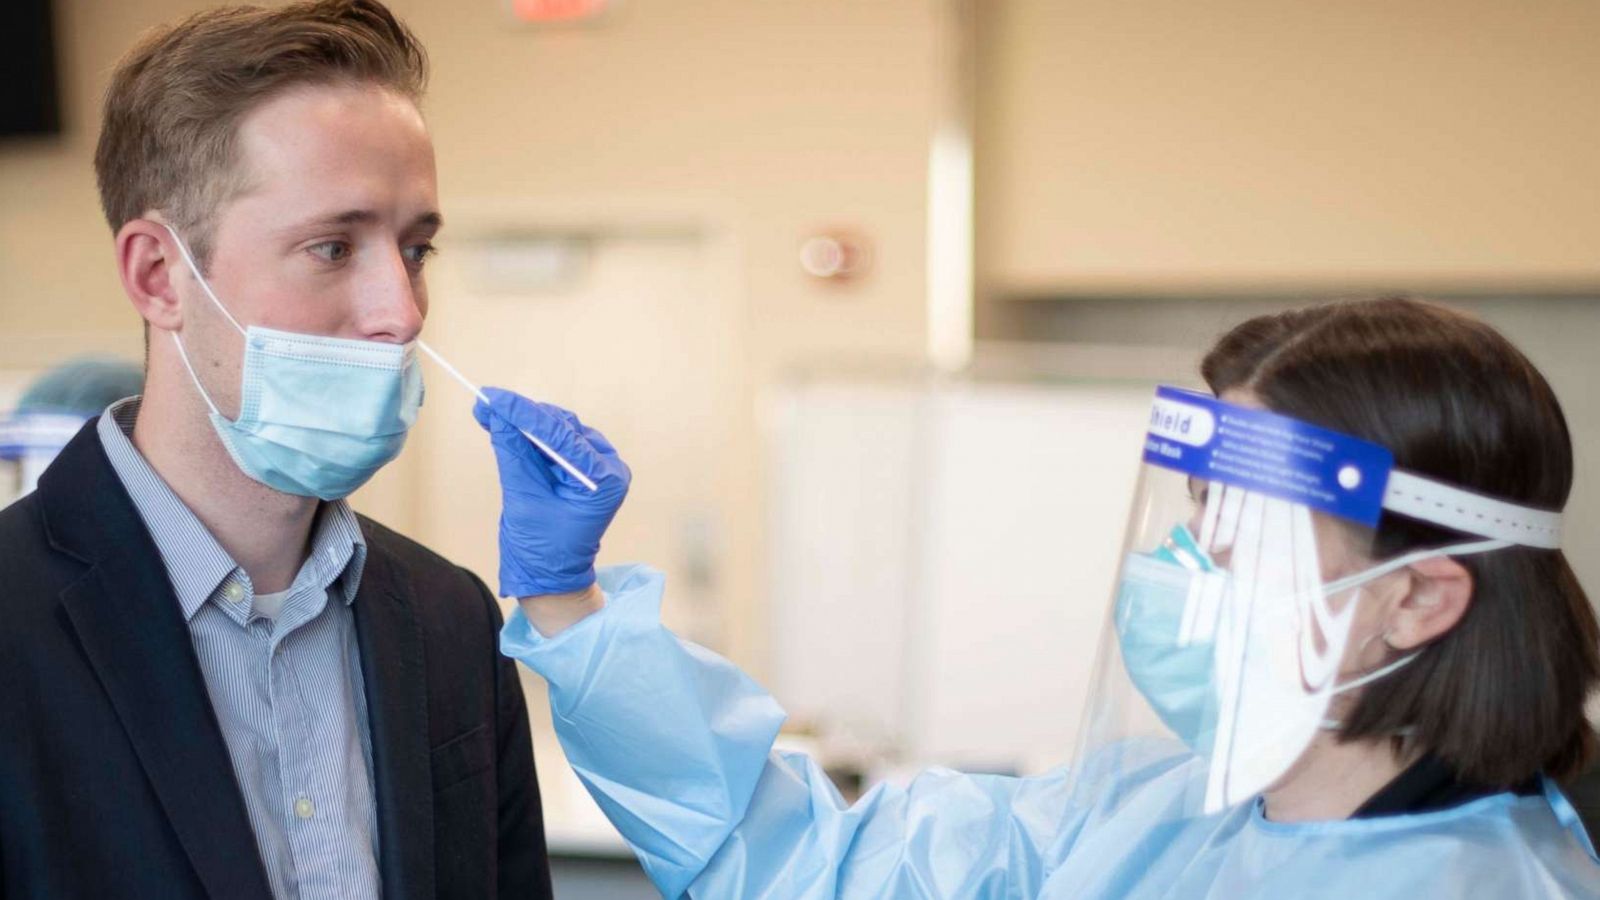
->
[1320,537,1511,599]
[1316,647,1425,733]
[161,223,241,420]
[1303,538,1510,720]
[1320,718,1418,736]
[160,223,246,336]
[1383,469,1563,550]
[1328,649,1418,697]
[169,332,222,419]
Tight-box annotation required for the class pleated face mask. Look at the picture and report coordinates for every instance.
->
[162,224,424,501]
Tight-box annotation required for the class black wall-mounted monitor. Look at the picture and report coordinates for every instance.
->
[0,0,63,138]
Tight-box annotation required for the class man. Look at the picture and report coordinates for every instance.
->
[0,2,553,897]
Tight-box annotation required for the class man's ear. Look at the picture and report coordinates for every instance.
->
[116,218,183,333]
[1386,555,1474,651]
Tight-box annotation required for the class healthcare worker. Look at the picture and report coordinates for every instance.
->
[478,297,1600,899]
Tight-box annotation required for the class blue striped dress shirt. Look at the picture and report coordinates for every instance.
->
[98,398,381,900]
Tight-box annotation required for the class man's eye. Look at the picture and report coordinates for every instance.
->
[403,242,437,266]
[309,241,352,262]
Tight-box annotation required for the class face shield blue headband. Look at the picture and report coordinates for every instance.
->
[162,224,424,501]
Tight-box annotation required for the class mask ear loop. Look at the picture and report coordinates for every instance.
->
[1317,635,1419,733]
[169,332,223,420]
[1310,538,1514,731]
[1321,538,1509,598]
[160,223,246,335]
[1329,630,1417,696]
[159,223,246,420]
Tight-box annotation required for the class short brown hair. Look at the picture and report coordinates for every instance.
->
[94,0,428,270]
[1203,297,1600,785]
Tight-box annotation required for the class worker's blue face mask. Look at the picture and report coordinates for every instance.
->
[1116,523,1455,752]
[1114,526,1224,751]
[163,224,424,501]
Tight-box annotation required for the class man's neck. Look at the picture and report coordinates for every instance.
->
[1261,730,1417,823]
[130,366,319,594]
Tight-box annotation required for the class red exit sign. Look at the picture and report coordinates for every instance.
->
[510,0,611,23]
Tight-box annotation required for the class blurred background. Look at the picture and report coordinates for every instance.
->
[5,1,1600,894]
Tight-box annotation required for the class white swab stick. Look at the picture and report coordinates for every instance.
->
[416,339,600,492]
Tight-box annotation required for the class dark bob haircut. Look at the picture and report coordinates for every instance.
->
[1202,296,1599,786]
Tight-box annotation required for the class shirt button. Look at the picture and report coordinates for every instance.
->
[294,797,315,819]
[222,583,245,603]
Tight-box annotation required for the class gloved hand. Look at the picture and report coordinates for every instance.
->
[473,387,631,598]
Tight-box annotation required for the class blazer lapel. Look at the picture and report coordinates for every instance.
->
[43,425,274,900]
[351,541,435,900]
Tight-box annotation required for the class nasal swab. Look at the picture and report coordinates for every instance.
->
[416,340,600,493]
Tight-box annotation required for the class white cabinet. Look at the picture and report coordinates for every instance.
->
[767,376,1152,772]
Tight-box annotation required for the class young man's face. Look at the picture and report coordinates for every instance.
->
[173,82,440,418]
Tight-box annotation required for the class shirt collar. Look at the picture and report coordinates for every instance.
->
[308,491,368,606]
[97,397,367,620]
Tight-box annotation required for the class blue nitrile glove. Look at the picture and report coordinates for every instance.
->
[472,387,631,598]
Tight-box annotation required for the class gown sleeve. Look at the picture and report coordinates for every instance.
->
[501,564,1078,899]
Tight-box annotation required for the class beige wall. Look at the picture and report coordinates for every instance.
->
[971,0,1600,598]
[402,0,937,364]
[977,0,1600,296]
[0,0,942,669]
[392,0,941,667]
[2,0,938,345]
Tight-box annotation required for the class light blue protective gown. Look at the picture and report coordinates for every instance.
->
[503,565,1600,899]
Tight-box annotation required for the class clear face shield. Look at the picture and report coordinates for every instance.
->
[1069,386,1564,821]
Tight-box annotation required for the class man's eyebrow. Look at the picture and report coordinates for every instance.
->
[280,209,443,235]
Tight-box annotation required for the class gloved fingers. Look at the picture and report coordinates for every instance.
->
[546,406,629,484]
[478,389,586,453]
[471,394,496,431]
[476,389,591,479]
[579,423,618,456]
[553,406,584,430]
[476,387,555,438]
[477,388,626,490]
[572,425,628,489]
[499,391,628,484]
[599,450,631,493]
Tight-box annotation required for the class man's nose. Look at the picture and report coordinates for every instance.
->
[361,249,425,344]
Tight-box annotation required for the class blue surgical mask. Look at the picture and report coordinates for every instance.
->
[1114,525,1223,751]
[1116,523,1450,750]
[163,225,424,501]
